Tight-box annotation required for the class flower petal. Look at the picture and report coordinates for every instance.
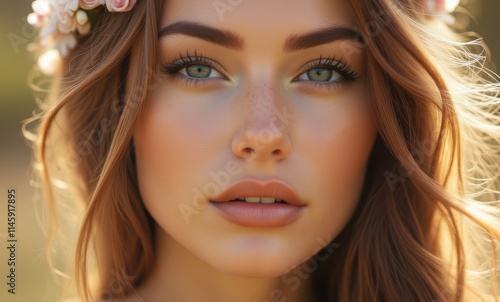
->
[105,0,130,12]
[79,0,105,10]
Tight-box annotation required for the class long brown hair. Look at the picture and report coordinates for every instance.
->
[315,0,500,300]
[26,0,500,301]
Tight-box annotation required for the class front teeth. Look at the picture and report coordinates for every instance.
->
[261,197,275,204]
[240,197,280,203]
[245,197,261,203]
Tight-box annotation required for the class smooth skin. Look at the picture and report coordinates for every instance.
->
[132,0,377,301]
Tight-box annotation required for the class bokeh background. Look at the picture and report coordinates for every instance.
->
[1,1,499,301]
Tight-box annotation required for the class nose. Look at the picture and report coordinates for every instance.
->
[231,84,292,161]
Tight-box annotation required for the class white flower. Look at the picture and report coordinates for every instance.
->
[27,13,42,26]
[29,0,51,27]
[54,33,77,56]
[75,10,88,25]
[37,49,60,75]
[65,0,80,15]
[32,0,51,16]
[444,0,459,12]
[57,11,77,34]
[27,0,138,63]
[39,17,58,41]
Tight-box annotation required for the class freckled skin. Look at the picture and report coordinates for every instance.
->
[132,0,377,301]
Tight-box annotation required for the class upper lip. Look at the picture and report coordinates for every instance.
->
[210,179,305,206]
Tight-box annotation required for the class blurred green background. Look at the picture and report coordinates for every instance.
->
[1,1,499,302]
[1,1,62,302]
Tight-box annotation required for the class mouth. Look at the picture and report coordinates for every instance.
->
[209,179,305,227]
[210,179,305,206]
[226,197,287,204]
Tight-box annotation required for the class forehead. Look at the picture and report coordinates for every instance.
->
[160,0,357,34]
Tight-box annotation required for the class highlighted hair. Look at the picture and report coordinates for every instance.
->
[25,0,499,301]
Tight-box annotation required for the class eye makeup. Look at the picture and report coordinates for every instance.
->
[161,50,359,91]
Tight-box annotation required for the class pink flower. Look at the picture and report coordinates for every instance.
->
[79,0,105,10]
[32,0,51,16]
[105,0,136,12]
[421,0,459,14]
[27,0,139,68]
[419,0,459,24]
[27,12,47,27]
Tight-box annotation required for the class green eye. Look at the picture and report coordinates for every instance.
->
[185,64,212,78]
[161,52,228,85]
[293,57,358,89]
[307,68,333,81]
[180,64,223,79]
[297,67,342,83]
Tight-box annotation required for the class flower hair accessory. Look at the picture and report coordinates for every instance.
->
[421,0,460,24]
[27,0,137,74]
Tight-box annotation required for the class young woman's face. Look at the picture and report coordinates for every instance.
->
[134,0,377,277]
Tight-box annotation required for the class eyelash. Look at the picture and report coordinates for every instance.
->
[161,51,359,89]
[293,56,359,90]
[161,50,225,86]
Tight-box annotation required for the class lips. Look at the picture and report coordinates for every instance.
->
[210,179,306,227]
[210,179,305,206]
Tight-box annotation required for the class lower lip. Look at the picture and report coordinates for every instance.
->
[210,201,305,227]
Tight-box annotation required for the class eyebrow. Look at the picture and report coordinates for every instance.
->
[158,21,244,50]
[158,21,362,52]
[283,26,362,51]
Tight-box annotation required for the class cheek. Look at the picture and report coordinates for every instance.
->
[302,102,375,186]
[134,88,212,225]
[134,86,230,194]
[293,87,376,236]
[133,85,239,233]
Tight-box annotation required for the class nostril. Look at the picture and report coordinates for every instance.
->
[243,147,253,154]
[232,132,290,160]
[272,149,282,156]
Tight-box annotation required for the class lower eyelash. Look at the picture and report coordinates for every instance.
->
[305,79,353,91]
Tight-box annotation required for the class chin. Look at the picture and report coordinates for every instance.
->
[206,250,301,278]
[215,263,294,279]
